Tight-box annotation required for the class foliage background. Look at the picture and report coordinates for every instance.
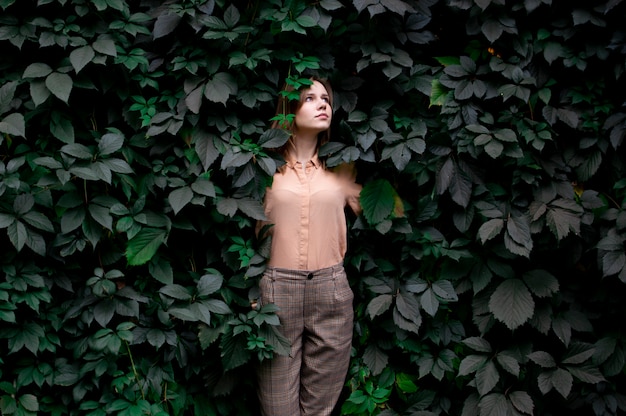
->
[1,0,625,415]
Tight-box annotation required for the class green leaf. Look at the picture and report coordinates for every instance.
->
[13,193,34,215]
[94,299,116,326]
[168,186,193,215]
[361,179,396,226]
[101,158,133,174]
[98,132,124,155]
[89,204,113,230]
[204,299,231,314]
[538,368,572,398]
[69,45,95,73]
[478,393,508,416]
[195,131,219,170]
[191,178,216,197]
[0,113,25,137]
[462,337,492,353]
[258,325,291,357]
[61,207,85,233]
[93,37,117,56]
[61,143,92,159]
[45,72,73,103]
[396,291,421,322]
[522,269,559,298]
[159,284,192,300]
[7,220,27,252]
[527,351,556,368]
[18,394,39,412]
[22,212,54,232]
[149,257,173,284]
[50,112,75,143]
[546,198,582,240]
[216,198,238,217]
[237,198,266,221]
[205,72,237,105]
[566,365,606,384]
[366,294,393,319]
[197,273,223,297]
[481,19,504,42]
[9,322,44,354]
[220,331,250,371]
[496,352,520,376]
[30,80,51,106]
[420,288,439,316]
[168,306,198,322]
[488,278,535,330]
[543,42,566,64]
[258,128,290,148]
[458,354,488,376]
[153,11,181,39]
[476,360,499,396]
[363,343,388,375]
[509,391,534,415]
[432,280,458,301]
[126,228,167,266]
[23,62,53,78]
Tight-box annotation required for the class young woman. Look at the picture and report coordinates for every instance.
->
[256,77,362,416]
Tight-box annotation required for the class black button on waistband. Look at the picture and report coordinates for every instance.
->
[307,272,314,280]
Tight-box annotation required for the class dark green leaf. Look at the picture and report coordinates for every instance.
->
[205,72,237,105]
[98,132,124,155]
[462,337,492,353]
[45,72,73,103]
[89,204,113,230]
[496,352,520,376]
[61,143,92,159]
[488,279,534,330]
[367,294,393,319]
[198,274,223,296]
[527,351,556,368]
[363,343,388,375]
[458,354,487,376]
[168,186,193,215]
[0,113,25,137]
[195,131,220,171]
[258,128,290,148]
[148,257,173,284]
[508,391,534,415]
[69,45,95,73]
[475,360,499,395]
[477,392,508,416]
[153,11,181,39]
[94,299,116,326]
[361,179,396,226]
[159,284,192,301]
[126,228,167,266]
[23,62,53,78]
[522,269,559,298]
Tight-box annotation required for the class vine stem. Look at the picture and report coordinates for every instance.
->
[125,340,145,400]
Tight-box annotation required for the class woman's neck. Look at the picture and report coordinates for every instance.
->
[290,133,318,162]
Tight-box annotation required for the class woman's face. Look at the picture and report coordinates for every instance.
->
[293,80,332,136]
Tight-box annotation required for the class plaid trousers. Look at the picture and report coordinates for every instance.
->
[256,263,354,416]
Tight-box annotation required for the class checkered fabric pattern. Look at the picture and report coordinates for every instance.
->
[256,263,354,416]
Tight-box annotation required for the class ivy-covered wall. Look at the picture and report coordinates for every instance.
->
[1,0,625,415]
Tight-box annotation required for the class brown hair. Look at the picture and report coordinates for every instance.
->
[270,76,333,156]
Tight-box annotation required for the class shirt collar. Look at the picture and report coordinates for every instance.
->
[285,154,321,170]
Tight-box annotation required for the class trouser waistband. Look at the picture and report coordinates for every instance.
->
[266,262,344,280]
